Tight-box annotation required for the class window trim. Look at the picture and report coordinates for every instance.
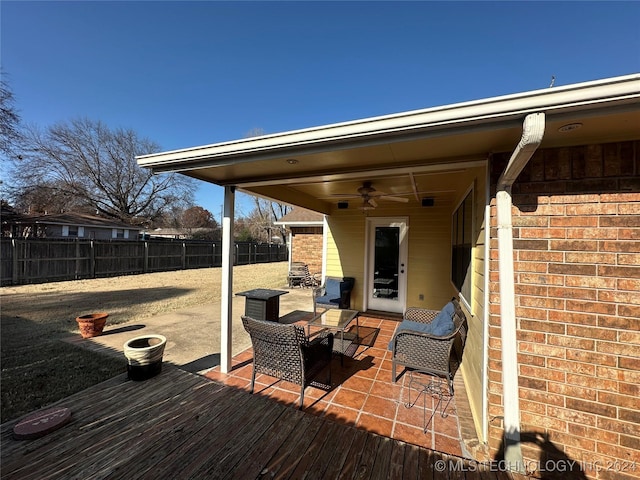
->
[451,184,474,309]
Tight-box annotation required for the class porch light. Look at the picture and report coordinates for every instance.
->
[558,123,582,133]
[286,158,299,164]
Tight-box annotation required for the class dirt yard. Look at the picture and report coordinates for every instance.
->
[1,262,289,333]
[0,262,289,422]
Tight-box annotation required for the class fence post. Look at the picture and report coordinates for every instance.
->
[90,240,96,278]
[212,243,215,267]
[12,239,18,285]
[75,238,80,280]
[182,242,186,269]
[143,241,149,273]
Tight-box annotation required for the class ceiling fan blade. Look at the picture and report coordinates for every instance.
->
[368,198,378,208]
[379,195,409,203]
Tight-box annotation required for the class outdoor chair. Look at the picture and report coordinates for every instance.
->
[242,315,333,409]
[389,298,467,395]
[312,276,355,314]
[287,263,320,288]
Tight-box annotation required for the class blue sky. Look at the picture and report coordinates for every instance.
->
[3,1,639,218]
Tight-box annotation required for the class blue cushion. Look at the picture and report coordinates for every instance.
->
[388,302,455,349]
[430,305,456,336]
[439,301,455,319]
[324,278,341,297]
[315,295,340,306]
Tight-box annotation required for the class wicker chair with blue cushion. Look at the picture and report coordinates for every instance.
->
[312,276,355,314]
[389,298,467,394]
[242,315,333,409]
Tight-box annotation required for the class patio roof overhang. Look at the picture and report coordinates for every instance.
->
[137,74,640,214]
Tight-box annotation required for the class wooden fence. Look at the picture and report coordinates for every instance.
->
[0,238,288,286]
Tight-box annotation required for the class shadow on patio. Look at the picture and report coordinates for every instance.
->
[205,314,483,460]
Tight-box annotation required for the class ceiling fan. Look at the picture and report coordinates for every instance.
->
[331,181,409,209]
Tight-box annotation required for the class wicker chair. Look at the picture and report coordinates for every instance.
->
[312,276,355,314]
[242,316,333,409]
[389,298,468,394]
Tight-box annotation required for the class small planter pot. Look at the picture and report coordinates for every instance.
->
[76,313,109,339]
[123,334,167,381]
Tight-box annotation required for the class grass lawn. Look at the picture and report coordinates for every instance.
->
[1,315,126,423]
[1,262,288,423]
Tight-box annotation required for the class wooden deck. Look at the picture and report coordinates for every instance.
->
[1,366,528,479]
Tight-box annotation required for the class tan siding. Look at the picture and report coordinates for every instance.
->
[325,165,489,443]
[326,212,367,309]
[405,202,455,309]
[460,168,488,442]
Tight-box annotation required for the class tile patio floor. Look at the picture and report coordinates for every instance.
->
[205,314,480,460]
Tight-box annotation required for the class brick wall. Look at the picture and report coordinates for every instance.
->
[488,141,640,479]
[290,227,323,274]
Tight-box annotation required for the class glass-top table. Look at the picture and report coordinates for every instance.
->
[307,309,359,363]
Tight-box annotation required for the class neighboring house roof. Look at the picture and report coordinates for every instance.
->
[144,227,211,238]
[137,74,640,213]
[274,208,324,226]
[144,228,186,238]
[15,213,135,229]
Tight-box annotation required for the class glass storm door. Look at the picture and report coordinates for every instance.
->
[367,218,407,313]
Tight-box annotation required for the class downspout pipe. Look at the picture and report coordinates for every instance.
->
[496,112,545,470]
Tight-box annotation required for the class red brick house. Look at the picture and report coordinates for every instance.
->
[275,207,324,275]
[138,74,639,479]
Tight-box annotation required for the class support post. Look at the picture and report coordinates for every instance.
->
[220,186,235,373]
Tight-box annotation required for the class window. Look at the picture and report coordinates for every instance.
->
[452,189,473,304]
[62,225,80,237]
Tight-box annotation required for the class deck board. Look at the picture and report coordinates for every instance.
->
[1,366,525,480]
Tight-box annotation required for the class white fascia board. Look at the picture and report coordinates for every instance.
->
[137,74,639,170]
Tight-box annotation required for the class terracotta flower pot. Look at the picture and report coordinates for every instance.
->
[76,313,108,339]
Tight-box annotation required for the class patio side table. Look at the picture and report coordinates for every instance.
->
[307,308,359,364]
[236,288,289,322]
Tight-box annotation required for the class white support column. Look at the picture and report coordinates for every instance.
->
[220,186,235,373]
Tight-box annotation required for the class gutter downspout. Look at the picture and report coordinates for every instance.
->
[496,112,545,470]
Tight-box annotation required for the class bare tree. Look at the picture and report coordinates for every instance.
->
[245,196,291,243]
[12,180,89,214]
[8,118,197,224]
[0,72,23,158]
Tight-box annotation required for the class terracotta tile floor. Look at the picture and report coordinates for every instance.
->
[205,315,467,458]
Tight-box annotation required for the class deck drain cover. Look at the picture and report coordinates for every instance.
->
[13,407,71,440]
